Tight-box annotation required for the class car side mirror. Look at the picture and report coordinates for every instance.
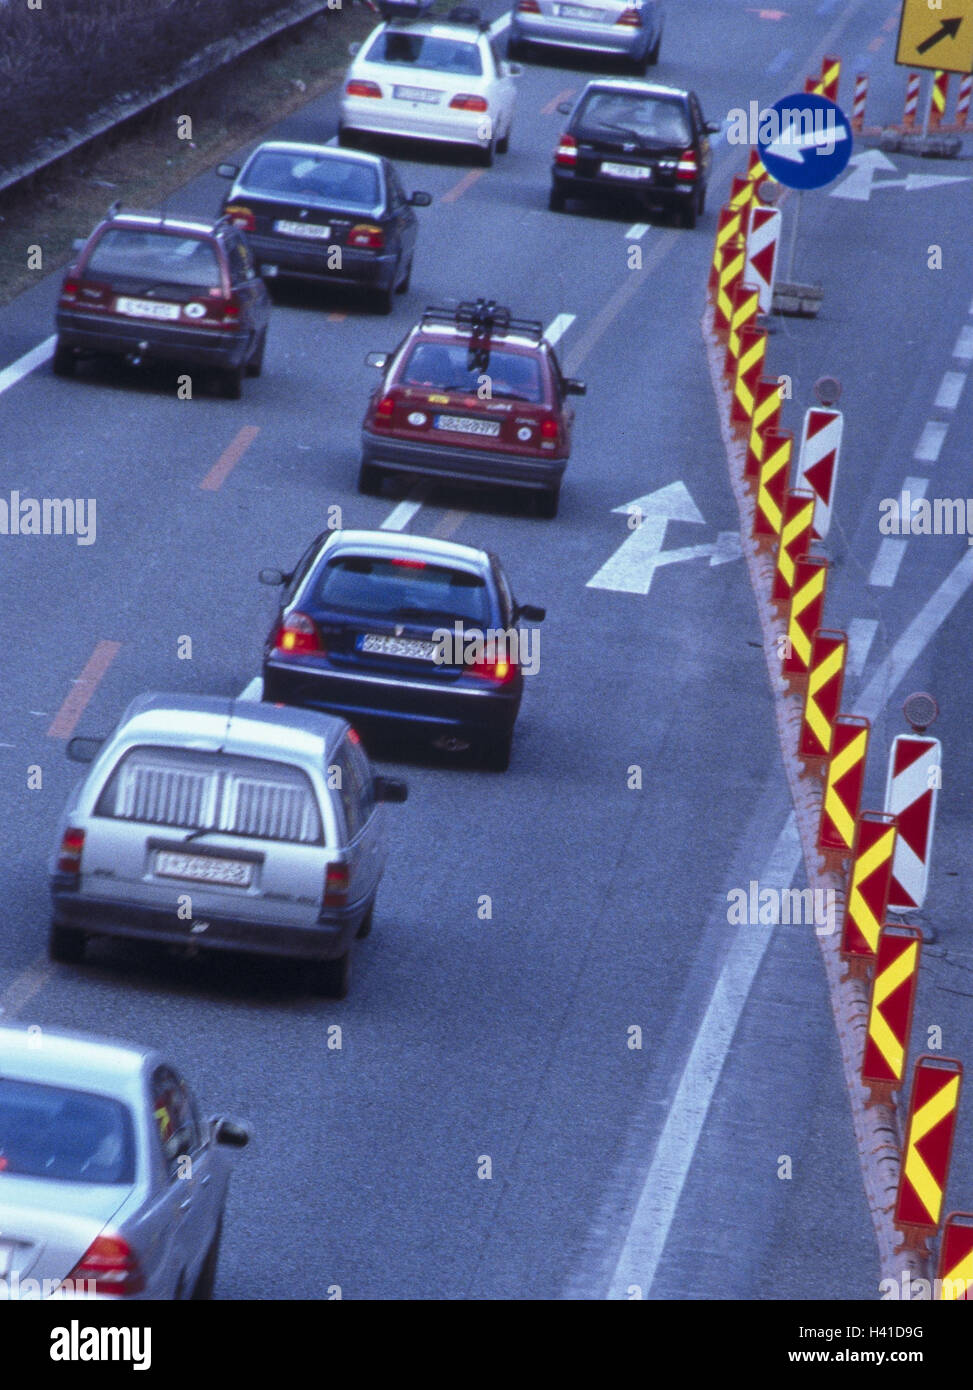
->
[705,121,721,134]
[215,162,239,179]
[556,101,572,116]
[373,775,408,804]
[564,378,586,396]
[258,567,286,586]
[66,735,105,763]
[365,351,389,369]
[349,41,361,56]
[516,603,546,623]
[71,238,86,253]
[211,1116,250,1148]
[410,191,433,207]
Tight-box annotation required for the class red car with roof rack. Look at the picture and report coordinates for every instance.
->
[358,298,585,517]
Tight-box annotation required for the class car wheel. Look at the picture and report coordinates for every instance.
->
[482,729,513,773]
[49,921,85,964]
[476,136,496,168]
[52,339,75,378]
[396,255,413,294]
[535,484,560,518]
[548,186,566,212]
[681,193,699,230]
[497,122,510,155]
[507,36,527,60]
[192,1217,223,1300]
[356,901,375,940]
[698,183,706,216]
[245,327,267,377]
[220,362,244,398]
[358,460,384,495]
[315,951,351,999]
[337,126,358,148]
[374,281,395,315]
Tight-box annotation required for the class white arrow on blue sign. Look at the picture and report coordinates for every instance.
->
[757,93,853,190]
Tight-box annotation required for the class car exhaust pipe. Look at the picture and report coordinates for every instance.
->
[432,735,471,752]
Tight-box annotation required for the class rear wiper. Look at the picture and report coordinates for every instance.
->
[392,606,466,623]
[183,824,220,844]
[488,390,531,402]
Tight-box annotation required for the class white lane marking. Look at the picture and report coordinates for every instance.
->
[606,813,803,1298]
[544,312,575,345]
[934,371,966,410]
[846,617,878,682]
[380,499,422,530]
[489,12,511,33]
[237,677,263,701]
[869,538,908,588]
[0,335,57,397]
[914,420,948,463]
[625,223,650,240]
[953,325,973,361]
[855,547,973,721]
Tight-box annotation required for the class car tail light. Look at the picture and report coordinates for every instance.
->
[67,1234,145,1296]
[554,134,577,167]
[616,7,642,25]
[274,612,323,655]
[516,0,540,10]
[347,727,361,745]
[373,393,395,427]
[219,293,243,327]
[348,223,385,249]
[450,94,489,112]
[346,79,382,98]
[676,149,698,181]
[60,278,79,303]
[57,827,85,879]
[470,655,519,684]
[224,204,255,231]
[390,557,426,568]
[540,415,559,441]
[323,863,349,909]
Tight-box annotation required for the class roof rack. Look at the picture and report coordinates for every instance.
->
[421,300,544,342]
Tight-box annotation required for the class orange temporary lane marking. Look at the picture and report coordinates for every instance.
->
[200,425,260,492]
[867,34,885,50]
[542,87,575,115]
[441,169,483,204]
[47,640,121,740]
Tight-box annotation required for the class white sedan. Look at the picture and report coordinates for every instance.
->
[339,12,520,166]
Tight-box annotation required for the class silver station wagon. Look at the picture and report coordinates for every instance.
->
[49,694,407,998]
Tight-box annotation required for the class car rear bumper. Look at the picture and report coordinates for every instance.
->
[51,887,362,961]
[510,15,650,57]
[262,657,521,737]
[248,235,399,290]
[340,99,492,150]
[552,168,696,206]
[55,309,250,368]
[361,428,567,492]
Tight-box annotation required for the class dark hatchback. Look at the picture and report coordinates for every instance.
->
[550,79,718,227]
[260,528,545,771]
[217,142,431,314]
[53,207,270,397]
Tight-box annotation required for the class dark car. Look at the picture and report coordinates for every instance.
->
[358,299,585,517]
[216,142,431,315]
[53,205,270,397]
[260,528,546,771]
[549,79,719,227]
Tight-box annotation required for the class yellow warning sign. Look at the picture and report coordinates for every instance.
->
[896,0,973,73]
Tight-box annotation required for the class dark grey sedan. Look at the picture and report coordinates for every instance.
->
[217,141,431,313]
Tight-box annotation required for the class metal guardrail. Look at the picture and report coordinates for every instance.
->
[0,0,342,198]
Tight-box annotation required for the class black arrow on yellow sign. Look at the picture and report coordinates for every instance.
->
[916,15,963,54]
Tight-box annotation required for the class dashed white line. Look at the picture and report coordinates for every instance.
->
[544,312,575,345]
[0,335,56,397]
[934,371,966,410]
[380,499,423,531]
[953,325,973,361]
[914,420,948,463]
[846,617,878,682]
[625,223,650,240]
[237,677,263,700]
[869,538,909,587]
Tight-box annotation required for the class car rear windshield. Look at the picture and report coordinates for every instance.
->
[365,30,483,75]
[312,555,491,625]
[575,91,691,146]
[400,341,544,402]
[85,228,222,289]
[95,748,324,845]
[0,1078,136,1185]
[242,150,381,210]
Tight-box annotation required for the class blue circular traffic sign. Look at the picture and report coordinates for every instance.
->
[757,93,852,190]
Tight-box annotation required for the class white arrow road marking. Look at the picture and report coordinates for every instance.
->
[832,151,972,201]
[587,482,741,596]
[544,313,575,345]
[767,116,849,163]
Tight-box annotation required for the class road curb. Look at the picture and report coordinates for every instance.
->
[701,305,929,1295]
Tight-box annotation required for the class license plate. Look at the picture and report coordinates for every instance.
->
[557,3,603,18]
[154,850,253,887]
[115,296,181,320]
[434,414,501,437]
[600,161,652,180]
[357,633,438,660]
[274,219,332,239]
[393,85,440,103]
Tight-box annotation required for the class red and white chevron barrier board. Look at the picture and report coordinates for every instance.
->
[795,407,843,541]
[883,735,941,911]
[954,74,972,130]
[903,72,921,130]
[744,205,781,315]
[852,73,868,131]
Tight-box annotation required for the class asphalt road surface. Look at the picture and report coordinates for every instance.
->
[0,0,969,1301]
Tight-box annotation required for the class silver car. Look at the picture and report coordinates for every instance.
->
[508,0,664,70]
[49,693,407,998]
[0,1023,249,1300]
